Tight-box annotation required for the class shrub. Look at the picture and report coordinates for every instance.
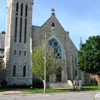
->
[0,80,7,88]
[90,79,98,86]
[32,78,43,88]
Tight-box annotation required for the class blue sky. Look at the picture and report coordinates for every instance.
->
[0,0,100,49]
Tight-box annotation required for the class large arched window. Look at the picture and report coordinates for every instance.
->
[48,38,62,59]
[13,65,16,77]
[23,66,26,77]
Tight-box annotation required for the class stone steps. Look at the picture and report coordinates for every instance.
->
[47,82,71,89]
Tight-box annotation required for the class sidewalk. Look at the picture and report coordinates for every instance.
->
[0,89,100,96]
[0,90,27,96]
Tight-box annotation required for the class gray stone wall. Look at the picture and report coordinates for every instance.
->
[5,0,33,85]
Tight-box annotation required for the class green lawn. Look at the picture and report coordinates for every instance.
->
[83,86,100,91]
[21,86,100,93]
[0,86,100,93]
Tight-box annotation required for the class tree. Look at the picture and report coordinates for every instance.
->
[31,41,62,92]
[77,36,100,77]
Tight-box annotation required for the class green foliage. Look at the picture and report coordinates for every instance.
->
[32,78,43,88]
[90,79,98,86]
[77,36,100,76]
[0,80,7,88]
[31,41,62,80]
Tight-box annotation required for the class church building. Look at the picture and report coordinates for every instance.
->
[3,0,90,86]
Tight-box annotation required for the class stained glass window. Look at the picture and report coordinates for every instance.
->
[49,38,62,59]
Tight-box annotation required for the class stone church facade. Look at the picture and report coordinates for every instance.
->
[3,0,90,86]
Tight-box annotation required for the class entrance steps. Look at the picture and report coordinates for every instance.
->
[46,82,71,89]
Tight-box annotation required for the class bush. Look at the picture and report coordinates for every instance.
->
[0,80,7,88]
[32,78,43,88]
[90,79,98,86]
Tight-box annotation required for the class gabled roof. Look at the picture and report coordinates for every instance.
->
[41,12,66,32]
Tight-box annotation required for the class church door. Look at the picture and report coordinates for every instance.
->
[56,69,61,82]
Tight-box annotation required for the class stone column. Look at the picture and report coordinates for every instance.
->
[62,65,67,82]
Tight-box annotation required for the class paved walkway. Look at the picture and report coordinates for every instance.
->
[0,90,25,96]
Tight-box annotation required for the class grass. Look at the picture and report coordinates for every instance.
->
[21,86,100,93]
[82,86,100,91]
[0,86,100,93]
[0,88,13,92]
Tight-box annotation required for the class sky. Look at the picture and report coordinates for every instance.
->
[0,0,100,50]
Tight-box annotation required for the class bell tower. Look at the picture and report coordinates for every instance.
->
[5,0,33,85]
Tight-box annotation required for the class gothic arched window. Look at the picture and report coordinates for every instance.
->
[21,3,23,16]
[16,2,19,15]
[13,65,16,77]
[48,38,62,59]
[23,66,26,77]
[52,22,55,27]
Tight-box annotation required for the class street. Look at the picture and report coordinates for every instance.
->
[0,91,100,100]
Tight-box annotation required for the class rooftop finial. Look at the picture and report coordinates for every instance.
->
[51,8,55,16]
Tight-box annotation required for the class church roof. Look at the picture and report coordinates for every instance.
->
[0,31,5,49]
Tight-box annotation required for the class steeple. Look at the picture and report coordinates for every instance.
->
[79,37,82,50]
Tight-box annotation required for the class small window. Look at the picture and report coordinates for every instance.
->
[13,65,16,77]
[23,66,26,77]
[75,58,78,65]
[14,50,16,55]
[24,51,26,56]
[52,22,55,27]
[19,51,21,55]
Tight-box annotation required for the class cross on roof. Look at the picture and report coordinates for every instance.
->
[51,8,55,13]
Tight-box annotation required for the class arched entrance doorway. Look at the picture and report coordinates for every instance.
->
[56,69,61,82]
